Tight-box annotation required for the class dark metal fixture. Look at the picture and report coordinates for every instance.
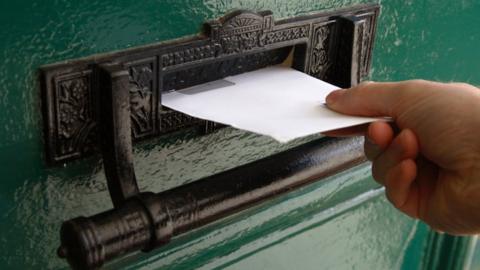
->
[58,137,366,269]
[40,4,379,164]
[40,4,380,269]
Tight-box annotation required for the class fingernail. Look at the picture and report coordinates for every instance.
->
[326,89,346,106]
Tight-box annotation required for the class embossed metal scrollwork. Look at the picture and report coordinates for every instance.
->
[129,65,154,137]
[310,25,332,79]
[40,6,379,164]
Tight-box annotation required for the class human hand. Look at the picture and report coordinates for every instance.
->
[325,80,480,235]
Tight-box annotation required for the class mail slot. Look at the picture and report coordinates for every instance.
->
[39,4,379,269]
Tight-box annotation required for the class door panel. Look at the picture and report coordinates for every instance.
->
[0,0,479,269]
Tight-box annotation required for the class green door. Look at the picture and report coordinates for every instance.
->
[1,1,479,269]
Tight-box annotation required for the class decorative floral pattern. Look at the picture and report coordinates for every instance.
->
[220,31,261,54]
[56,75,94,157]
[309,25,332,79]
[43,8,379,163]
[129,64,154,138]
[260,25,309,46]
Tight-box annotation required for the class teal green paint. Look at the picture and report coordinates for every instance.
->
[421,231,474,270]
[470,238,480,270]
[399,222,430,270]
[223,194,413,270]
[371,1,480,84]
[0,0,479,269]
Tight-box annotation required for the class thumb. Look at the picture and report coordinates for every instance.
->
[326,81,409,118]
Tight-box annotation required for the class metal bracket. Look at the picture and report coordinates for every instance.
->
[40,4,379,165]
[96,63,140,207]
[50,4,380,269]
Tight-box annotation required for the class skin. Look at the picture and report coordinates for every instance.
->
[324,80,480,235]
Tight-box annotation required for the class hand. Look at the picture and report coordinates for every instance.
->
[325,80,480,235]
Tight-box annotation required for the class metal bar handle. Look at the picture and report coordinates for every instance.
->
[58,136,365,269]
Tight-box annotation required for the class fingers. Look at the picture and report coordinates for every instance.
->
[368,129,420,218]
[385,159,418,216]
[326,81,409,117]
[371,129,419,184]
[413,157,438,224]
[364,121,395,160]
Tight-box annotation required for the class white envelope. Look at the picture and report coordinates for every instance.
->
[162,66,382,142]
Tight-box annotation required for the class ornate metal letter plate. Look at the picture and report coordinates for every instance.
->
[40,4,379,164]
